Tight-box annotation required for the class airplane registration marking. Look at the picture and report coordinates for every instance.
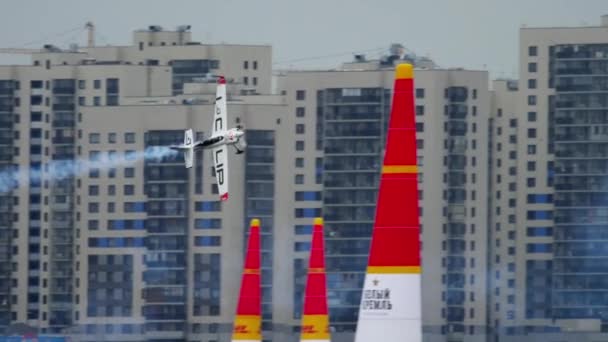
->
[214,148,225,186]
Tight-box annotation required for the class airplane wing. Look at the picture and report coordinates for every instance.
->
[212,145,229,201]
[213,76,227,136]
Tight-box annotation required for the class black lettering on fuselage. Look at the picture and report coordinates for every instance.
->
[214,117,223,132]
[214,148,224,185]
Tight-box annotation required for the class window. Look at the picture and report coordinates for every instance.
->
[88,220,99,230]
[296,90,306,100]
[108,185,116,196]
[195,201,221,212]
[527,111,536,122]
[243,61,249,69]
[94,80,101,89]
[527,194,552,203]
[527,161,536,171]
[124,168,135,178]
[294,242,311,252]
[416,105,424,116]
[295,141,304,151]
[415,88,425,98]
[108,133,116,143]
[295,174,304,184]
[30,95,42,105]
[252,77,258,86]
[472,89,477,99]
[195,219,222,229]
[295,225,312,235]
[527,178,536,187]
[93,96,101,106]
[253,61,258,70]
[295,208,322,218]
[295,191,321,201]
[528,79,537,89]
[78,80,85,89]
[528,62,537,73]
[527,145,537,154]
[528,46,538,56]
[243,77,248,85]
[88,203,99,213]
[296,124,305,134]
[416,122,424,132]
[509,119,517,128]
[295,158,304,168]
[526,243,552,253]
[528,128,537,138]
[296,107,305,117]
[125,150,137,161]
[88,185,99,196]
[124,132,135,143]
[89,168,100,178]
[89,133,100,144]
[78,96,85,106]
[195,236,221,247]
[124,185,134,195]
[528,94,536,105]
[31,112,42,122]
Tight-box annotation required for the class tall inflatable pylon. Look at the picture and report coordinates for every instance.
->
[300,217,330,342]
[355,63,422,342]
[231,219,262,342]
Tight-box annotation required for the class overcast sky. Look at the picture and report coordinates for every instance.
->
[0,0,606,78]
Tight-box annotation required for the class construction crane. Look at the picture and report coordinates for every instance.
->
[0,22,95,54]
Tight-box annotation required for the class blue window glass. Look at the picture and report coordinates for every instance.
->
[195,201,221,212]
[526,227,553,237]
[195,236,222,246]
[526,243,552,253]
[295,225,312,235]
[109,220,125,230]
[134,220,145,229]
[295,191,322,201]
[195,218,222,229]
[134,202,145,212]
[295,208,322,218]
[527,194,553,203]
[294,242,311,252]
[526,210,553,220]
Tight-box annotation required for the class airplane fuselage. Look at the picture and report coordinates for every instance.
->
[193,128,244,150]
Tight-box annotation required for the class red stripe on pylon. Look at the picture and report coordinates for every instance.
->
[367,64,421,269]
[303,218,329,316]
[235,219,261,316]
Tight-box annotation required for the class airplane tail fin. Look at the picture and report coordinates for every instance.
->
[183,129,194,168]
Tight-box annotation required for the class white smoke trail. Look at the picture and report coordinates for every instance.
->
[0,146,179,194]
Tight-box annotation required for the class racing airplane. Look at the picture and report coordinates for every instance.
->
[170,76,246,201]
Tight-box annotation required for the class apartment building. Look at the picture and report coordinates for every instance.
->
[490,14,608,342]
[0,24,496,342]
[278,63,491,342]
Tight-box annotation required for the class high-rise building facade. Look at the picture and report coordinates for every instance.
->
[490,15,608,342]
[278,65,492,342]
